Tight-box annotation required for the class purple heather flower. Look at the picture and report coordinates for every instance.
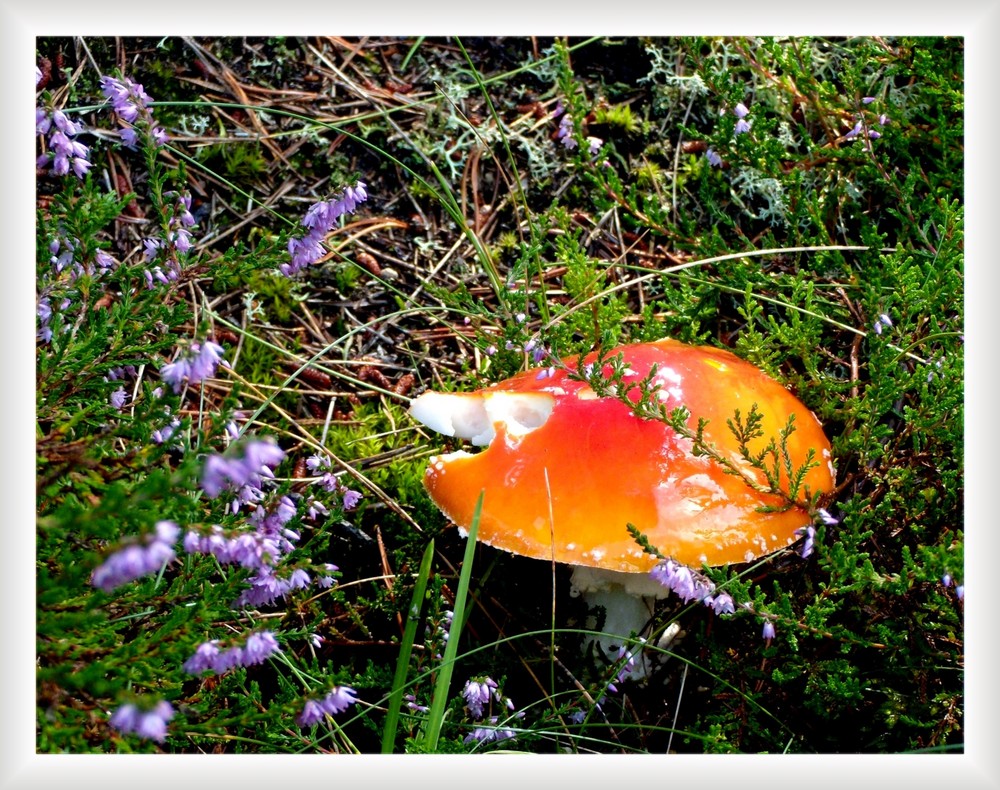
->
[557,112,577,149]
[200,456,234,498]
[341,488,362,511]
[182,640,222,674]
[462,677,498,719]
[817,508,839,526]
[233,568,300,607]
[298,686,358,726]
[405,694,429,713]
[297,699,326,727]
[862,96,877,105]
[110,700,174,743]
[287,567,311,589]
[587,136,603,156]
[144,266,169,289]
[175,193,196,226]
[110,387,128,409]
[942,573,963,600]
[36,107,91,179]
[733,103,751,135]
[140,193,196,281]
[671,564,696,600]
[171,228,193,253]
[91,520,180,593]
[200,439,283,499]
[187,341,226,382]
[160,339,228,393]
[705,148,723,167]
[164,191,198,257]
[322,686,358,714]
[306,454,331,472]
[184,631,280,675]
[797,525,817,559]
[762,621,776,642]
[281,182,369,276]
[272,495,297,524]
[95,249,116,270]
[158,357,190,391]
[650,558,715,604]
[71,156,93,178]
[318,563,339,588]
[709,592,735,615]
[926,358,944,383]
[879,114,889,126]
[143,238,161,262]
[151,417,181,445]
[37,297,54,343]
[185,522,286,571]
[212,645,245,674]
[100,74,165,148]
[241,631,281,665]
[305,496,329,520]
[38,298,52,325]
[36,108,51,135]
[608,645,638,691]
[872,313,893,336]
[464,718,517,746]
[868,130,881,139]
[343,181,368,209]
[845,119,863,140]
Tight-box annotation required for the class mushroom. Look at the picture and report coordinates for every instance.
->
[408,338,835,677]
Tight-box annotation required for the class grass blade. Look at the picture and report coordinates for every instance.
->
[380,538,436,753]
[422,491,484,750]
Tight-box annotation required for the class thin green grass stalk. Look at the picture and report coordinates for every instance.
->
[400,37,425,70]
[422,492,484,750]
[381,538,436,753]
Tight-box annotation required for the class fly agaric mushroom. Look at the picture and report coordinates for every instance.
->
[409,338,834,676]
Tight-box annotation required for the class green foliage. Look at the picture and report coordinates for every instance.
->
[196,139,269,181]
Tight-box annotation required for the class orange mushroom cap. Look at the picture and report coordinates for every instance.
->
[410,338,834,574]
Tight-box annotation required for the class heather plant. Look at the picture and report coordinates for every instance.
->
[34,35,963,758]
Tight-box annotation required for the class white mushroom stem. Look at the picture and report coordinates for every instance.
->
[570,566,672,681]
